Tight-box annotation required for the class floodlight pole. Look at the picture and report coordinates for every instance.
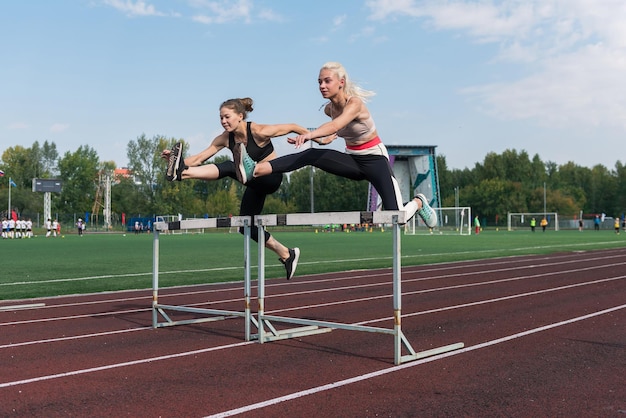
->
[543,182,547,217]
[454,186,459,229]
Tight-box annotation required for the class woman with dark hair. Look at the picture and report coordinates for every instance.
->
[162,97,308,279]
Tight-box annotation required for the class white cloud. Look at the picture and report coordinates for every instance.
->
[258,8,284,22]
[50,123,70,133]
[367,0,626,131]
[190,0,252,24]
[103,0,168,17]
[8,122,29,130]
[333,14,347,29]
[463,44,626,129]
[348,26,377,43]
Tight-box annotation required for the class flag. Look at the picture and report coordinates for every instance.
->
[0,169,4,176]
[10,179,17,187]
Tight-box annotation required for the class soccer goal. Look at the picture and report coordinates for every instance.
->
[405,206,472,235]
[507,212,559,231]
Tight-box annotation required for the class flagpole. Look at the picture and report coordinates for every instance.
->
[8,176,12,218]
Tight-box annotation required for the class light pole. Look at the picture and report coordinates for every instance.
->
[543,181,546,218]
[454,186,459,229]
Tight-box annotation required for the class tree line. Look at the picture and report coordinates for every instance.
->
[1,136,625,228]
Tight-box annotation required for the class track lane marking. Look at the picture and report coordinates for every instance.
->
[3,258,624,328]
[1,273,623,348]
[205,304,626,418]
[0,340,254,389]
[3,245,624,288]
[0,277,623,386]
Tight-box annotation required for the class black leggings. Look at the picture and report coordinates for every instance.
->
[269,148,402,210]
[216,160,282,243]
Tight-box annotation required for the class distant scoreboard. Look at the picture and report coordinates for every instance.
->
[32,178,62,193]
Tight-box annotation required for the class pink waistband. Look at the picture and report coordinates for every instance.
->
[345,136,382,151]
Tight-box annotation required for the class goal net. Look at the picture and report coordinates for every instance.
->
[507,212,559,231]
[405,206,472,235]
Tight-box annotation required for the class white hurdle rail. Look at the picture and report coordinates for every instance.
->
[254,211,464,365]
[152,216,258,341]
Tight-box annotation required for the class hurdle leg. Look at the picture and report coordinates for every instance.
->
[151,216,256,337]
[152,226,160,329]
[243,219,253,341]
[391,215,465,364]
[393,215,403,365]
[257,218,266,343]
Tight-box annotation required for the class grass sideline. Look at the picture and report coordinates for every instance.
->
[1,228,625,301]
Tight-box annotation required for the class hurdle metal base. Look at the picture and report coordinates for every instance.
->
[150,211,464,364]
[258,320,332,341]
[254,212,464,365]
[151,216,259,341]
[153,304,259,330]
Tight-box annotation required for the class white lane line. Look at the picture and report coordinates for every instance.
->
[2,252,621,324]
[0,327,150,349]
[0,303,45,311]
[3,243,624,288]
[1,299,623,395]
[0,340,254,389]
[204,304,626,418]
[2,273,623,349]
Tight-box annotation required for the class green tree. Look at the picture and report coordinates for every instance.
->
[1,142,61,218]
[553,162,589,212]
[287,168,369,213]
[464,178,526,225]
[615,161,626,217]
[126,134,172,209]
[29,140,59,177]
[590,164,619,216]
[57,145,100,215]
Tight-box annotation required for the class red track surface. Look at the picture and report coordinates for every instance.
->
[1,248,625,417]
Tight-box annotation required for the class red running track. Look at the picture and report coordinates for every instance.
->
[1,248,625,417]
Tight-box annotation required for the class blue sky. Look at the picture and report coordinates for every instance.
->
[2,0,625,171]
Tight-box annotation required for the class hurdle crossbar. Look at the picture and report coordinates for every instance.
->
[254,211,464,365]
[151,216,258,341]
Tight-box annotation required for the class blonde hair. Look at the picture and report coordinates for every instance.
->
[321,62,375,103]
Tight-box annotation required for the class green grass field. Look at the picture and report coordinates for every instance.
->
[1,228,625,301]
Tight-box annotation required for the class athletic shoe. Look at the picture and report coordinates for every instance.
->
[166,142,183,181]
[415,193,438,228]
[280,247,300,280]
[233,142,256,184]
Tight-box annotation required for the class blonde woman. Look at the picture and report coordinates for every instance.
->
[237,62,437,227]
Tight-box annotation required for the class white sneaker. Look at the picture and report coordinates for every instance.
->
[415,194,437,228]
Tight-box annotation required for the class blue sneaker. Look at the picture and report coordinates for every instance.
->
[415,194,437,228]
[233,142,256,184]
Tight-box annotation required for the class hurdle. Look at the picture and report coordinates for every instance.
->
[254,211,465,365]
[152,216,258,341]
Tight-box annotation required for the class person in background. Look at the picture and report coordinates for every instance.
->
[1,217,8,239]
[45,218,53,238]
[540,217,548,232]
[474,215,481,234]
